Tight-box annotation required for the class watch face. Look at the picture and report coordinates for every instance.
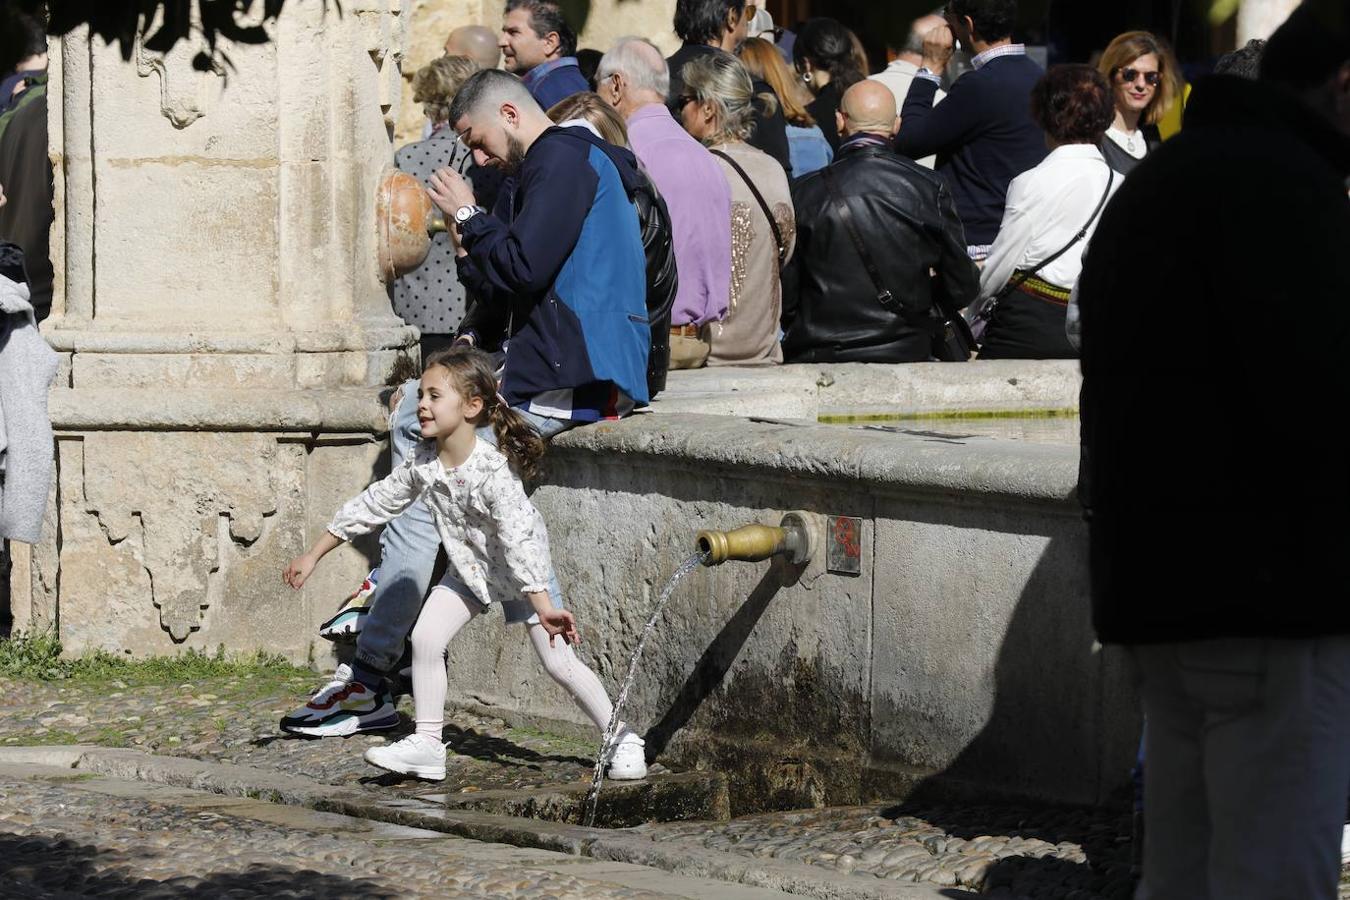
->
[455,206,475,223]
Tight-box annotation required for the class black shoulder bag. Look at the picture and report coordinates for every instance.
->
[822,167,977,362]
[710,148,788,271]
[967,165,1115,346]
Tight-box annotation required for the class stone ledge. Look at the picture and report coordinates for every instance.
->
[654,361,1082,420]
[47,387,391,432]
[550,414,1081,507]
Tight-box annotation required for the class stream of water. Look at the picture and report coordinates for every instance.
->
[582,550,709,828]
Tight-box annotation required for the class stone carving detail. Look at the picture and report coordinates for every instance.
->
[69,433,286,642]
[134,34,225,129]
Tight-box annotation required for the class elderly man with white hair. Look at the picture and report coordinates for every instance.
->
[597,37,731,370]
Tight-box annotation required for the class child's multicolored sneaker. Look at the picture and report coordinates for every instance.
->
[279,664,399,737]
[318,568,379,642]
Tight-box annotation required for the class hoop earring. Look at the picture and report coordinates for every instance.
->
[802,71,812,85]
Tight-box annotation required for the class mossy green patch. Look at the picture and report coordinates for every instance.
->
[0,630,310,684]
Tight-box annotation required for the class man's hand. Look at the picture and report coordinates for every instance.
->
[0,182,6,209]
[427,168,477,218]
[537,609,580,646]
[921,22,955,75]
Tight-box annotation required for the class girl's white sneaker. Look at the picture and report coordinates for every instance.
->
[363,733,447,781]
[605,729,648,781]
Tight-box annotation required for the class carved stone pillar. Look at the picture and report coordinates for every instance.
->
[13,3,415,660]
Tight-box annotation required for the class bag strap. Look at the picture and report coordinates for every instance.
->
[1004,164,1115,296]
[822,166,900,313]
[710,148,787,270]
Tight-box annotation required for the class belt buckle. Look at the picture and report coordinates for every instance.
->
[877,290,898,311]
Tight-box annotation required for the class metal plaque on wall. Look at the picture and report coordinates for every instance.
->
[826,515,863,575]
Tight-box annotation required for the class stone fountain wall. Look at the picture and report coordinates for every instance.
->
[440,414,1138,812]
[9,3,416,660]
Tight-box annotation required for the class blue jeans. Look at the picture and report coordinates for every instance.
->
[352,380,573,677]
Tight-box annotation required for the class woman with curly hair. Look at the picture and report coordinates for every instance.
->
[1097,31,1182,174]
[792,17,865,152]
[974,65,1119,359]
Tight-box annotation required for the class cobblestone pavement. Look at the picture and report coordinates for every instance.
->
[0,673,620,797]
[0,767,789,899]
[4,675,1348,899]
[643,803,1130,899]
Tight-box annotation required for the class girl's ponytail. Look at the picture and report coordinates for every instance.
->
[488,398,545,481]
[422,345,546,480]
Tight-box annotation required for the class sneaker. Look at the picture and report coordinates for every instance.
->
[364,733,447,780]
[318,568,379,641]
[604,728,648,781]
[279,664,399,737]
[1341,823,1350,864]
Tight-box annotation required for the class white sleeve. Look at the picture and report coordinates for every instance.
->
[978,175,1035,301]
[483,463,552,594]
[327,459,422,542]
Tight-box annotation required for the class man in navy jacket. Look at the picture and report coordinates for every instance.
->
[893,0,1045,261]
[430,68,649,427]
[499,0,588,110]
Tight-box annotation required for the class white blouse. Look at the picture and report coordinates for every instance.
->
[327,438,552,607]
[978,143,1120,301]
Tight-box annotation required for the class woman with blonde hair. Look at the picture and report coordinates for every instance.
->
[1096,31,1182,174]
[679,52,794,366]
[394,54,484,358]
[739,36,832,176]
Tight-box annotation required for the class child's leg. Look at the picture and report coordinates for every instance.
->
[526,624,615,732]
[410,583,482,740]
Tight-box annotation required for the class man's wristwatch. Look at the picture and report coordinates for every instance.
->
[454,205,483,225]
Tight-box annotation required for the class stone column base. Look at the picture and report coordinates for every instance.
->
[11,388,393,663]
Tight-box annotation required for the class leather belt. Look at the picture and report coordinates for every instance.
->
[670,324,700,337]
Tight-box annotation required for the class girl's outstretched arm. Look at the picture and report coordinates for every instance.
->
[283,531,343,590]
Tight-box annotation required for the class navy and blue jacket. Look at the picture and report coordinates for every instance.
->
[895,55,1047,247]
[456,126,650,414]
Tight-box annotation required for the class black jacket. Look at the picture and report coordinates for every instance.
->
[667,43,793,177]
[781,137,979,363]
[1078,76,1350,645]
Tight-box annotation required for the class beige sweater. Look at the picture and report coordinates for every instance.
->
[705,142,795,366]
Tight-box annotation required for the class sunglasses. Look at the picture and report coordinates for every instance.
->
[678,94,699,107]
[1115,67,1162,87]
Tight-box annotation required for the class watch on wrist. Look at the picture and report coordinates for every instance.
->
[454,205,482,225]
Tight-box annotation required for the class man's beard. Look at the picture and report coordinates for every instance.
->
[497,133,527,175]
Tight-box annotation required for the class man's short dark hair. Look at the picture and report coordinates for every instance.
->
[946,0,1018,43]
[504,0,578,58]
[448,68,536,125]
[1213,39,1265,80]
[673,0,745,46]
[1261,1,1350,93]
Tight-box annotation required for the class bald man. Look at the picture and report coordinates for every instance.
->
[869,13,945,168]
[445,25,501,70]
[781,80,977,364]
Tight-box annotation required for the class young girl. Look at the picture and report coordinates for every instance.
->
[282,347,646,782]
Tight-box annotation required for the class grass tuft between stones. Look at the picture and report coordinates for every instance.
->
[0,629,309,684]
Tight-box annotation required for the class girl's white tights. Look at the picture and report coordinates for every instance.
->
[409,584,615,742]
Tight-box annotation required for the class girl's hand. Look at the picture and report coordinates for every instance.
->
[537,609,580,646]
[283,554,317,590]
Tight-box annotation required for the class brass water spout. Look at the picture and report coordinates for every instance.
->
[696,512,816,566]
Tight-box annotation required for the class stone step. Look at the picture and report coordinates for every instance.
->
[0,746,972,900]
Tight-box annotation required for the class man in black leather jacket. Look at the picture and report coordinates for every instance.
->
[781,80,978,363]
